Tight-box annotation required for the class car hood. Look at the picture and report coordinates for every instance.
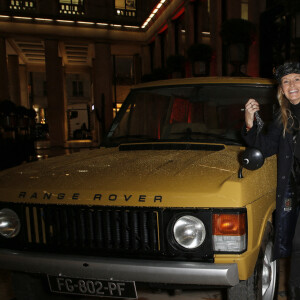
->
[0,144,276,208]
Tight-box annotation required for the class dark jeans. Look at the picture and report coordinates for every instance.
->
[289,209,300,299]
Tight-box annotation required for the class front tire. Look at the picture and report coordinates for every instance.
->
[227,222,279,300]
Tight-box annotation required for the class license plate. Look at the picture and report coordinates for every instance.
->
[47,275,137,299]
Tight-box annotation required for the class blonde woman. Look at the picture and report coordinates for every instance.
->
[243,62,300,299]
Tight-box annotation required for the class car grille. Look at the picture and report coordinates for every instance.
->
[0,203,214,261]
[3,204,161,255]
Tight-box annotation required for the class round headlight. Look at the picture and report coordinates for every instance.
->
[0,209,21,238]
[173,215,206,249]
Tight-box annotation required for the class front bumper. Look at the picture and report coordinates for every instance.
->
[0,249,239,286]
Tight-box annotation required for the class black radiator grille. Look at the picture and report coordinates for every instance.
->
[22,205,160,254]
[0,203,216,261]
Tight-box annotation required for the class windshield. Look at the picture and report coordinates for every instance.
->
[106,83,276,146]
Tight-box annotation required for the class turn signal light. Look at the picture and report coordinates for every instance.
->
[213,213,246,236]
[212,212,247,252]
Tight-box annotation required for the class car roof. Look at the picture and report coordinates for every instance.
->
[132,77,276,90]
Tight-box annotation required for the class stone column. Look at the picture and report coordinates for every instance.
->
[185,1,195,50]
[226,0,242,75]
[134,54,142,84]
[93,43,113,144]
[248,0,260,77]
[8,55,21,106]
[141,45,151,76]
[0,37,9,101]
[166,20,176,58]
[44,39,67,147]
[19,65,29,108]
[210,0,223,75]
[154,35,162,70]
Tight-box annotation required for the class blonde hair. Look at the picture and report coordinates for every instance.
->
[277,85,293,136]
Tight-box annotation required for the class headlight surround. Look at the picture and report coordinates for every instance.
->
[0,208,21,238]
[173,215,206,249]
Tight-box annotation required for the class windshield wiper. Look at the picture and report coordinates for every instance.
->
[106,135,159,145]
[205,136,242,145]
[172,129,242,145]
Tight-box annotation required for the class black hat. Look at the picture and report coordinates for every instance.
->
[274,62,300,83]
[274,62,300,82]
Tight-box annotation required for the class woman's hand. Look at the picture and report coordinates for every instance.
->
[245,98,260,129]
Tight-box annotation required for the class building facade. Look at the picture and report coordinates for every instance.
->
[0,0,282,147]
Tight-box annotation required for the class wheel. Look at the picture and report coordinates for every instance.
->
[262,241,278,299]
[227,222,279,300]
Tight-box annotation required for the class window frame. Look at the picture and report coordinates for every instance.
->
[59,0,85,16]
[9,0,36,11]
[115,0,136,18]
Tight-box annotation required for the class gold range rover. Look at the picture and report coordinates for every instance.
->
[0,77,278,300]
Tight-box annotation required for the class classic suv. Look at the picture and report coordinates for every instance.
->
[0,77,278,300]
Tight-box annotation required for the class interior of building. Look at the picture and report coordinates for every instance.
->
[0,0,299,165]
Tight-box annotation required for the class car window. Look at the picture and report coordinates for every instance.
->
[107,83,277,146]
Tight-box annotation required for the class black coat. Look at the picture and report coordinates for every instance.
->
[242,119,299,259]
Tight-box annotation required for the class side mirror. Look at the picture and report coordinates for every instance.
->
[238,148,264,178]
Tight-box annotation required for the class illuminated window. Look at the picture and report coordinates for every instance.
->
[59,0,85,15]
[115,0,136,17]
[9,0,35,11]
[241,0,248,20]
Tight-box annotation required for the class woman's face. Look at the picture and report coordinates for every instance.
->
[281,73,300,105]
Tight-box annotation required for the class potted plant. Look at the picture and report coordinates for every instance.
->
[187,43,212,76]
[220,18,256,75]
[220,18,256,47]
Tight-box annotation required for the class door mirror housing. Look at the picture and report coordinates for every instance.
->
[238,148,264,178]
